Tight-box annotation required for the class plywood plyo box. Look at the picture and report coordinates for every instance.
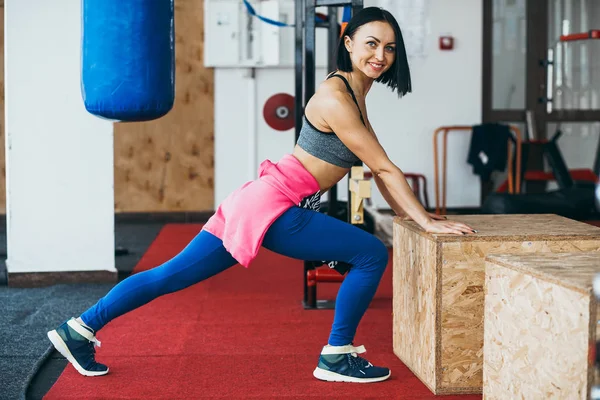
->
[392,214,600,395]
[484,253,600,399]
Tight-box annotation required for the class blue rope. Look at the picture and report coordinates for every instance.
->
[243,0,290,27]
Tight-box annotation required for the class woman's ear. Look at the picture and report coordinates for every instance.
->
[344,35,353,53]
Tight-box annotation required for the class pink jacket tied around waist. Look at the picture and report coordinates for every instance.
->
[203,154,320,267]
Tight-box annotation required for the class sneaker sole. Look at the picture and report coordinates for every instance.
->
[313,367,391,383]
[47,330,108,377]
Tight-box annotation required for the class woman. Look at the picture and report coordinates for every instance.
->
[48,7,475,384]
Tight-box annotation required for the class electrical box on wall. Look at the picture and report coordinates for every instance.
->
[204,1,241,67]
[204,0,329,68]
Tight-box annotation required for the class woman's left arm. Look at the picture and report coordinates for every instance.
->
[368,129,444,221]
[372,170,445,221]
[372,173,405,216]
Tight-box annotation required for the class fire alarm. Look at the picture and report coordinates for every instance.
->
[439,36,454,50]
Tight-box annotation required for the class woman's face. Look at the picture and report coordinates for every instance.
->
[344,21,396,79]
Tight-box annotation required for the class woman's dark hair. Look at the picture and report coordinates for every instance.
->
[336,7,412,97]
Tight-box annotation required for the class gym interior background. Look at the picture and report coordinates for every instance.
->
[1,0,600,399]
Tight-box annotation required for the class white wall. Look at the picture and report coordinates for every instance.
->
[214,0,483,209]
[369,0,483,208]
[5,0,115,274]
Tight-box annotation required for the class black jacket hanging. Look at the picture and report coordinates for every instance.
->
[467,123,512,181]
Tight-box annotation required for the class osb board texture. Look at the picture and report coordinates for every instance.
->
[486,252,600,294]
[393,222,438,393]
[484,262,594,399]
[439,239,600,392]
[114,0,214,212]
[394,214,600,243]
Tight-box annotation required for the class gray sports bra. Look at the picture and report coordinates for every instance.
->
[296,74,363,168]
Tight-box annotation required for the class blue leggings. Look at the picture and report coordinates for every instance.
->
[81,206,388,346]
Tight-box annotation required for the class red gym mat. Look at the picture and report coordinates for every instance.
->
[44,223,481,399]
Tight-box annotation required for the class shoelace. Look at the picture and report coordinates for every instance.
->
[86,340,97,356]
[81,338,105,370]
[79,331,102,349]
[347,353,373,370]
[90,336,101,348]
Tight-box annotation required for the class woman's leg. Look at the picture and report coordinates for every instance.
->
[80,230,238,332]
[48,230,238,376]
[262,206,391,382]
[263,206,388,345]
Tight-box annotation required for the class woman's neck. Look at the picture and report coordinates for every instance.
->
[337,70,374,98]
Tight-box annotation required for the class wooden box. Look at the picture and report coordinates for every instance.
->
[392,214,600,395]
[484,253,600,399]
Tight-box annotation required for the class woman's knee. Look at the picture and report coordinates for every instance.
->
[372,238,389,270]
[354,235,388,273]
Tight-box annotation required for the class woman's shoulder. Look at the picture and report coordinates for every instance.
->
[304,75,355,122]
[318,74,346,93]
[311,77,351,107]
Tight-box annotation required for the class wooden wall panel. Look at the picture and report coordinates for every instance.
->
[114,0,214,212]
[0,1,214,214]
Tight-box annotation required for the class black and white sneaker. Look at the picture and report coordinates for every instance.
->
[313,344,390,383]
[47,318,108,377]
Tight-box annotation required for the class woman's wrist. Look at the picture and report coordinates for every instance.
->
[415,213,434,229]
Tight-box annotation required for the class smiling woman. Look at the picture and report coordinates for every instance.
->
[295,7,468,239]
[47,6,475,387]
[335,7,411,96]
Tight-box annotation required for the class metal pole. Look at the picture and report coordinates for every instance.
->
[351,0,362,16]
[295,0,314,307]
[346,3,363,225]
[304,0,317,103]
[300,0,365,309]
[294,0,305,144]
[326,7,339,218]
[303,0,317,308]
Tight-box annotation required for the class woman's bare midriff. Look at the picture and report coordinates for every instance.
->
[292,145,350,193]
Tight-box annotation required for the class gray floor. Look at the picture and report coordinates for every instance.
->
[0,222,164,400]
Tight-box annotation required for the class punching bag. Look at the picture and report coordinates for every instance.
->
[81,0,175,122]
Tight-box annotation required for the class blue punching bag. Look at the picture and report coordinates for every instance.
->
[81,0,175,122]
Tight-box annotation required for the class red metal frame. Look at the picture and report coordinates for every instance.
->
[496,168,598,193]
[433,125,522,215]
[559,30,600,42]
[307,267,344,284]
